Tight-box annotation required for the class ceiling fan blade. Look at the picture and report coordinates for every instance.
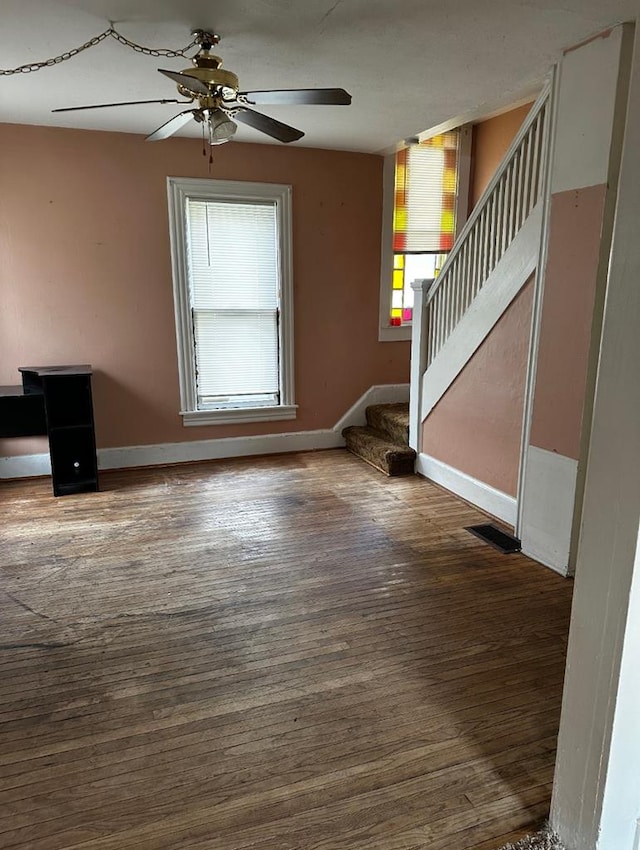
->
[146,110,197,142]
[234,108,304,143]
[52,99,188,113]
[158,69,211,97]
[237,88,352,106]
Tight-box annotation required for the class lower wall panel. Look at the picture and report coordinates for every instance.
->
[519,444,578,575]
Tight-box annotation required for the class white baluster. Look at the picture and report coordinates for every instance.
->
[516,144,524,231]
[433,286,442,359]
[438,283,447,355]
[448,258,459,339]
[489,187,498,275]
[427,292,437,365]
[461,231,469,316]
[441,266,450,348]
[530,113,542,209]
[409,279,432,452]
[478,213,486,296]
[453,251,462,328]
[509,152,519,243]
[469,224,479,309]
[498,172,507,261]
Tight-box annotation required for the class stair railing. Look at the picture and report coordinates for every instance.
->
[423,84,550,368]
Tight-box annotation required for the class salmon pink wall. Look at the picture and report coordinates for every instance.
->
[422,278,534,497]
[530,184,607,459]
[470,103,533,208]
[0,124,409,458]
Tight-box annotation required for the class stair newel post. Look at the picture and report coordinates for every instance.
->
[409,278,433,454]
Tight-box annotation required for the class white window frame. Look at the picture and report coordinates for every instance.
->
[167,177,296,426]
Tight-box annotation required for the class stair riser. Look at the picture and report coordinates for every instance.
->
[365,404,410,446]
[343,426,415,477]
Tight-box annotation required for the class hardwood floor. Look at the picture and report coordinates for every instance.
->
[0,449,573,850]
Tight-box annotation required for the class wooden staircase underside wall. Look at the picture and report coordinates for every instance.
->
[420,203,542,422]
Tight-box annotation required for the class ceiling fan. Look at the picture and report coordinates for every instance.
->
[52,30,352,145]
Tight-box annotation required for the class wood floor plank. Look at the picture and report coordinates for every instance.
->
[0,680,561,798]
[0,450,573,849]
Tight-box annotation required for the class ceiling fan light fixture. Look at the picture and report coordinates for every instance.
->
[208,108,237,145]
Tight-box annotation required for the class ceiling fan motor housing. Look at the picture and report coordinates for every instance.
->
[176,47,239,97]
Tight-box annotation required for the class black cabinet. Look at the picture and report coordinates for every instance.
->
[1,365,99,497]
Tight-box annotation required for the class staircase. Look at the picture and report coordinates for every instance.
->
[343,403,415,476]
[342,86,551,481]
[409,83,551,451]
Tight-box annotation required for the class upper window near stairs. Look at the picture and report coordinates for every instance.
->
[379,126,471,341]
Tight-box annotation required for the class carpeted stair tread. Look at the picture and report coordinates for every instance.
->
[342,425,415,476]
[365,402,410,447]
[496,828,564,849]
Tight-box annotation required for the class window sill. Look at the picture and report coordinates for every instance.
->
[181,405,298,427]
[379,325,412,342]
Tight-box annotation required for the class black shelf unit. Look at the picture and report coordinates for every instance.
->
[0,365,100,497]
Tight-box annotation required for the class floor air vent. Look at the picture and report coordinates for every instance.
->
[465,523,521,554]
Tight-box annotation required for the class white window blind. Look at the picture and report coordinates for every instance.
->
[392,131,459,254]
[185,199,280,409]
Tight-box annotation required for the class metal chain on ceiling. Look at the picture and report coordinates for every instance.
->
[0,27,200,75]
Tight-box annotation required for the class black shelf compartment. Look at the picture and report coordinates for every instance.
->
[48,427,98,497]
[0,387,46,437]
[42,374,94,429]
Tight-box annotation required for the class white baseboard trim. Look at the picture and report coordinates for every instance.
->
[99,429,344,470]
[416,452,517,526]
[333,383,410,433]
[1,383,411,479]
[0,430,344,479]
[0,452,52,479]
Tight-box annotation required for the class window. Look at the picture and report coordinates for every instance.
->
[379,129,467,341]
[390,252,448,326]
[167,178,296,426]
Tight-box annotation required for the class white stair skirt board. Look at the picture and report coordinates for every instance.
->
[333,383,410,432]
[416,453,517,526]
[421,203,542,421]
[519,445,578,575]
[0,384,409,478]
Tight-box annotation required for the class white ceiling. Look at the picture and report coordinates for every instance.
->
[1,0,636,153]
